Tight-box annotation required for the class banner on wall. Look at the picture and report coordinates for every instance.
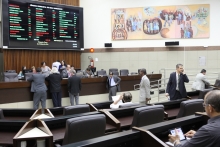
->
[111,4,210,40]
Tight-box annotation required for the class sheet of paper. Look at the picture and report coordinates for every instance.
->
[18,127,49,138]
[199,56,206,66]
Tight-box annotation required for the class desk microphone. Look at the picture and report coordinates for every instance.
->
[149,71,154,95]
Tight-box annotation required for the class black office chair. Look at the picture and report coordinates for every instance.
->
[63,105,90,115]
[109,68,118,74]
[131,105,164,128]
[62,114,106,145]
[176,99,204,118]
[120,69,129,76]
[97,69,107,76]
[0,109,4,119]
[119,103,140,108]
[4,73,18,82]
[198,89,213,99]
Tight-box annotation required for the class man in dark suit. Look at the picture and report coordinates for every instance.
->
[106,72,121,101]
[45,67,62,107]
[27,67,47,110]
[166,64,189,100]
[68,70,81,105]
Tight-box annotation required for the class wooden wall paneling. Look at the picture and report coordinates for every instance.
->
[39,0,79,6]
[3,50,81,73]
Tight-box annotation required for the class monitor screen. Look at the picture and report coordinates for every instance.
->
[2,0,84,50]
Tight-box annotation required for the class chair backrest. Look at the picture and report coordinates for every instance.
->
[76,72,84,78]
[119,103,140,108]
[112,71,119,76]
[214,79,220,87]
[62,114,106,145]
[5,70,16,73]
[4,73,18,82]
[0,109,4,119]
[25,73,33,81]
[177,99,204,118]
[120,69,129,76]
[198,88,213,99]
[131,105,164,128]
[109,68,118,74]
[97,70,107,76]
[63,105,90,115]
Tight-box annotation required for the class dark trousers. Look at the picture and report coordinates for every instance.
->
[51,92,62,107]
[171,90,182,100]
[109,86,117,101]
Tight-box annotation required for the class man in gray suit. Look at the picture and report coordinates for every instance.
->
[169,90,220,147]
[106,71,121,101]
[27,67,47,110]
[139,68,151,104]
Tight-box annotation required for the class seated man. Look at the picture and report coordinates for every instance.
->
[110,92,133,109]
[168,90,220,147]
[84,68,93,77]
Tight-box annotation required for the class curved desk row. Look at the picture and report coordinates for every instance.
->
[0,98,195,146]
[0,74,162,104]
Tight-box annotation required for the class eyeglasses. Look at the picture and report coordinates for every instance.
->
[203,103,209,107]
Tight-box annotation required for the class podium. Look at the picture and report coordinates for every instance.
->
[13,119,53,147]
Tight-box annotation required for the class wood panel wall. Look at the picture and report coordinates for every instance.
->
[3,0,80,73]
[3,50,81,73]
[39,0,79,6]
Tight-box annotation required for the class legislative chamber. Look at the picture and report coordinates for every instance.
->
[0,0,219,146]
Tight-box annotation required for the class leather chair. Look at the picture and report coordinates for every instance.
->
[0,109,4,119]
[4,73,18,82]
[62,114,106,145]
[109,68,118,74]
[97,69,107,76]
[213,79,220,87]
[119,103,140,108]
[176,99,204,118]
[63,105,90,115]
[198,88,213,99]
[25,73,33,81]
[112,71,119,76]
[131,105,164,127]
[76,72,84,78]
[120,69,129,76]
[5,70,16,73]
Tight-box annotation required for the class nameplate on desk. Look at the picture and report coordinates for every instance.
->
[18,127,49,138]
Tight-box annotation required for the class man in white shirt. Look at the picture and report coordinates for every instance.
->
[52,60,61,69]
[139,68,151,104]
[192,69,210,91]
[106,72,121,101]
[110,92,133,109]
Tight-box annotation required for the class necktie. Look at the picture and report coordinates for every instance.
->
[177,74,180,90]
[109,78,112,86]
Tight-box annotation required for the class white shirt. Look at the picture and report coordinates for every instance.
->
[109,77,116,86]
[52,62,61,69]
[176,72,180,90]
[110,102,133,109]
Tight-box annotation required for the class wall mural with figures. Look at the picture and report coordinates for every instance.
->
[111,4,209,40]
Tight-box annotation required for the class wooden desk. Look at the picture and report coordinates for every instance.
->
[62,115,208,147]
[0,74,161,104]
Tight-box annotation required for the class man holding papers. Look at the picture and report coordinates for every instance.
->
[110,92,133,109]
